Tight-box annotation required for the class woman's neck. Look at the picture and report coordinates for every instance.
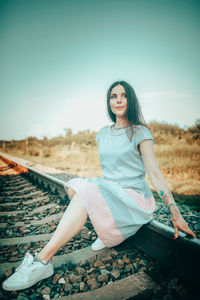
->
[115,117,130,128]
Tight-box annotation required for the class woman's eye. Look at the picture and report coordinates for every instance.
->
[110,94,126,99]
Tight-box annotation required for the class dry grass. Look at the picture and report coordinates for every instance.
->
[152,141,200,194]
[1,121,199,195]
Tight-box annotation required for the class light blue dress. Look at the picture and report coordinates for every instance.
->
[64,124,156,247]
[96,124,154,198]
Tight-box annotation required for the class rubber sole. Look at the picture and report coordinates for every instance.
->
[2,269,54,291]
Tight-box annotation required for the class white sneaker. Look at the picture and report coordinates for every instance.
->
[91,237,106,251]
[2,252,54,291]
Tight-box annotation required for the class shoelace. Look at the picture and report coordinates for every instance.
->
[15,257,34,276]
[16,264,30,276]
[14,254,50,278]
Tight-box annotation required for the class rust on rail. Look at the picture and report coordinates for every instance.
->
[0,155,28,175]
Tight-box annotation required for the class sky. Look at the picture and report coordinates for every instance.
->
[0,0,200,140]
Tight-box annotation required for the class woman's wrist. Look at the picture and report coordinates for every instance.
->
[168,203,178,210]
[168,203,181,218]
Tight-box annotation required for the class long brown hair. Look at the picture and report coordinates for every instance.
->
[107,80,147,140]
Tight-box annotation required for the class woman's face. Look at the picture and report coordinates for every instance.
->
[110,84,127,118]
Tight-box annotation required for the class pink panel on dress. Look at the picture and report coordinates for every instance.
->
[64,178,125,247]
[125,188,155,213]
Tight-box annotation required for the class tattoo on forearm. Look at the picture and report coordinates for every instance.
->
[159,189,180,218]
[159,190,164,202]
[160,190,164,197]
[159,190,171,205]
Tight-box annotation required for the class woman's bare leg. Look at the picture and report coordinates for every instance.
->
[37,190,87,262]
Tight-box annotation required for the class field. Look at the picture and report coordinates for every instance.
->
[1,122,199,204]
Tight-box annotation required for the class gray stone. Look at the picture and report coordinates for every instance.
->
[40,287,51,295]
[97,274,109,283]
[80,281,88,292]
[87,278,97,286]
[94,260,104,268]
[87,267,95,274]
[110,269,121,279]
[58,271,160,300]
[100,269,110,275]
[64,283,73,292]
[117,259,124,266]
[58,277,66,284]
[69,273,82,283]
[102,255,113,264]
[9,256,19,262]
[52,273,62,284]
[90,282,100,290]
[4,269,12,278]
[74,267,85,276]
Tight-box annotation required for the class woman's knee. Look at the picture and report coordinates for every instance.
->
[67,188,76,200]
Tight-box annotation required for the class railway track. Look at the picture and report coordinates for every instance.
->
[0,153,199,299]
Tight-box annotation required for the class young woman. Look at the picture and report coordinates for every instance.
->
[2,80,197,291]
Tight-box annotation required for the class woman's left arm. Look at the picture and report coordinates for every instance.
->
[139,140,197,239]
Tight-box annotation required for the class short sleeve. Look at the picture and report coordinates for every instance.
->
[95,126,108,143]
[134,126,154,149]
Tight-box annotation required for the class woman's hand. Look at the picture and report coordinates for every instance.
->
[171,212,197,239]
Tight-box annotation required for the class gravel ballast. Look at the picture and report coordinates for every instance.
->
[0,159,199,299]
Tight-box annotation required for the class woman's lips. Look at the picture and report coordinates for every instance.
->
[115,106,124,109]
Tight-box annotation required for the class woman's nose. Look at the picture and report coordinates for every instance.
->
[117,95,122,102]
